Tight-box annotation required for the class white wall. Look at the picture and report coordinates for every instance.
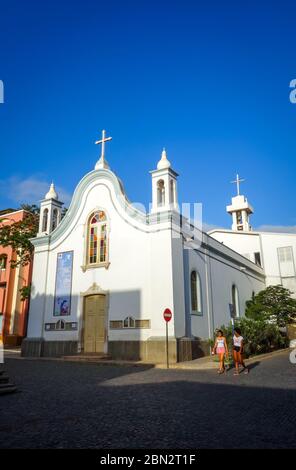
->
[182,232,265,340]
[209,230,261,264]
[260,233,296,289]
[28,170,178,344]
[210,229,296,296]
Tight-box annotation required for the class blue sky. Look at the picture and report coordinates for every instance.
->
[1,0,296,231]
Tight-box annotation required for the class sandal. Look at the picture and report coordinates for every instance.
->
[233,371,239,376]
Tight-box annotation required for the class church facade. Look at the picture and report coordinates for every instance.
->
[22,134,265,362]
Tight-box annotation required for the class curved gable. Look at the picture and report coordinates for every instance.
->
[32,168,148,247]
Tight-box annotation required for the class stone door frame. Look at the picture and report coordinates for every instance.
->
[80,283,109,354]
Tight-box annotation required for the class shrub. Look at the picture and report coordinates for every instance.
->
[213,317,287,357]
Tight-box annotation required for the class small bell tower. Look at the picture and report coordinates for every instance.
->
[150,149,179,213]
[227,174,253,231]
[38,183,63,236]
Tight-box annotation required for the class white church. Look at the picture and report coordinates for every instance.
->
[22,131,295,362]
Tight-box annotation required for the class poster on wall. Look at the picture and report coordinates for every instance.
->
[53,251,73,316]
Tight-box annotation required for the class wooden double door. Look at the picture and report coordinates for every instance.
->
[84,295,106,353]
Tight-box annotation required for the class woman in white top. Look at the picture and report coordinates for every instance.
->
[233,327,249,375]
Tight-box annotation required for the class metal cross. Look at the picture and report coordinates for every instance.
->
[231,173,245,195]
[95,129,112,159]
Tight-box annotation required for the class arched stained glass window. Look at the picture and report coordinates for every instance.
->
[88,211,108,265]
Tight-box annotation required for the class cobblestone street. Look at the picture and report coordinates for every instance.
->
[1,351,295,449]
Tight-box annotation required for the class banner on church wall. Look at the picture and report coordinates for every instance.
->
[53,251,73,316]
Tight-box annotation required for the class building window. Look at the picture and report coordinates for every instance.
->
[190,270,202,314]
[0,256,7,270]
[135,319,150,328]
[56,319,65,330]
[110,320,124,329]
[123,316,135,328]
[236,211,243,225]
[52,208,58,231]
[157,180,165,207]
[42,208,48,232]
[88,211,108,265]
[232,284,240,317]
[282,277,296,295]
[110,319,150,329]
[170,179,175,204]
[278,246,293,263]
[254,252,262,266]
[277,246,296,297]
[278,246,295,276]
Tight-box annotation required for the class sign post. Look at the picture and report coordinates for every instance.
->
[163,308,172,369]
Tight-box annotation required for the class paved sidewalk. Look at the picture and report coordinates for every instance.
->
[3,347,290,370]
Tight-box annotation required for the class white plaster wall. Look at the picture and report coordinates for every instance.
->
[210,230,296,290]
[183,246,210,340]
[27,249,49,338]
[209,256,264,330]
[171,233,186,337]
[28,172,178,343]
[183,234,265,340]
[209,230,261,264]
[260,233,296,286]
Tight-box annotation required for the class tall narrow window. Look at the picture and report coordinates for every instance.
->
[236,211,243,225]
[52,209,58,231]
[191,270,202,313]
[170,179,175,205]
[232,284,240,317]
[157,180,165,207]
[88,211,108,265]
[254,252,261,266]
[42,208,48,232]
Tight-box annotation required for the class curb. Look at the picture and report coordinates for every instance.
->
[3,347,290,370]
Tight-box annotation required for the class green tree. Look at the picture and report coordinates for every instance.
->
[245,285,296,327]
[0,204,39,267]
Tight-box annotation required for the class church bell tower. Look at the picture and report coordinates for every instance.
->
[150,149,179,213]
[227,174,253,231]
[38,183,63,236]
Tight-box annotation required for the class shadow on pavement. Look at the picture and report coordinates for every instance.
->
[0,355,295,449]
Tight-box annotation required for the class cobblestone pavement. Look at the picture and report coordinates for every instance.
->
[0,351,295,449]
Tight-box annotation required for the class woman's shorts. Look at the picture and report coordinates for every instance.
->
[216,347,225,354]
[233,346,241,353]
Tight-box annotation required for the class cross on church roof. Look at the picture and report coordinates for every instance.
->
[95,129,112,160]
[231,173,245,196]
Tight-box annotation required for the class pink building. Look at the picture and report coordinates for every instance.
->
[0,209,33,346]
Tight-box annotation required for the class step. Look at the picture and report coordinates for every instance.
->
[62,354,111,363]
[0,383,17,395]
[0,375,9,384]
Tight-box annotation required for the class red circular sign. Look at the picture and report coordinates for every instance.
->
[163,308,172,322]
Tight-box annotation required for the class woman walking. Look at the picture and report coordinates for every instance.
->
[233,327,249,375]
[213,330,229,374]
